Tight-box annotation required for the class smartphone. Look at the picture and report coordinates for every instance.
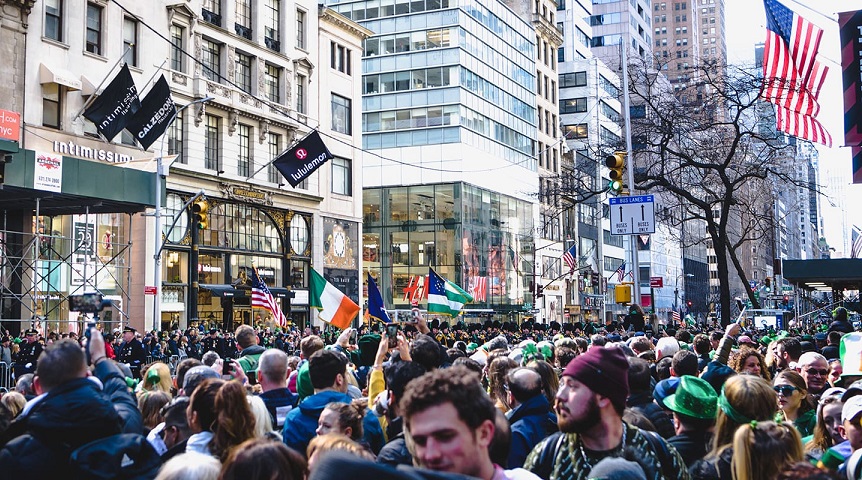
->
[350,330,358,344]
[222,358,232,376]
[84,321,96,364]
[69,293,104,313]
[386,324,399,348]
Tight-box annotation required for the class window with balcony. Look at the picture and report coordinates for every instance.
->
[235,0,252,39]
[202,0,222,26]
[265,0,281,51]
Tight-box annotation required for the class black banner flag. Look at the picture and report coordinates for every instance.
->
[83,64,141,141]
[125,75,177,150]
[272,130,334,187]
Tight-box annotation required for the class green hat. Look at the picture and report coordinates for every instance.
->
[466,342,479,353]
[663,375,718,420]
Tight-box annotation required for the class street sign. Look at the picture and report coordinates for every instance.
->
[609,195,656,235]
[144,286,157,295]
[650,277,663,288]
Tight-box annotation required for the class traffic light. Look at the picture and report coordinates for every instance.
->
[192,200,208,230]
[686,300,693,309]
[536,285,544,298]
[782,295,789,306]
[605,151,626,195]
[615,283,632,305]
[764,277,772,293]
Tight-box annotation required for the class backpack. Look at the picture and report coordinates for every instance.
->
[237,353,263,384]
[532,430,678,480]
[69,433,162,480]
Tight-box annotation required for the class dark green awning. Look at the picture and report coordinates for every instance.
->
[1,148,161,215]
[781,259,862,291]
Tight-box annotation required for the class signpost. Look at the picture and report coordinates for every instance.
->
[609,195,656,235]
[650,277,663,288]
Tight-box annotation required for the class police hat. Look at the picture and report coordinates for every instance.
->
[25,328,39,336]
[123,326,137,334]
[439,321,449,330]
[209,328,218,334]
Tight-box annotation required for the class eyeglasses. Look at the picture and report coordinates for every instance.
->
[774,385,799,396]
[805,368,829,377]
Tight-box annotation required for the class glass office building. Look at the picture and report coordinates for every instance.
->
[363,183,535,315]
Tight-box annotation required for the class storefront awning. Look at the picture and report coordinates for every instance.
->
[39,63,82,91]
[200,284,294,299]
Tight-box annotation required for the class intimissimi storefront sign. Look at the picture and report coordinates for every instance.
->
[53,140,133,164]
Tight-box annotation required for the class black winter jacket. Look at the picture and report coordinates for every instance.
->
[0,360,143,478]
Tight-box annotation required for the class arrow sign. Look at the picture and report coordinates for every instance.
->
[609,195,656,235]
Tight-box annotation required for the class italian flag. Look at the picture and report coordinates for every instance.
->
[310,269,359,329]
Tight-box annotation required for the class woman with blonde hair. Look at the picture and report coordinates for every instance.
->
[306,433,374,471]
[690,374,778,480]
[731,421,803,480]
[773,370,816,436]
[139,362,173,398]
[729,347,771,381]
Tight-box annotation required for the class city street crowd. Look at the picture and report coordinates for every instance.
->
[0,306,860,479]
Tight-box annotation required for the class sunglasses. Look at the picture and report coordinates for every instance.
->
[774,385,799,396]
[805,368,829,377]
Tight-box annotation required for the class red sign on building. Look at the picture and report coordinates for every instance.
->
[649,277,664,288]
[0,109,20,142]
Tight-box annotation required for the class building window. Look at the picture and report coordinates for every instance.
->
[331,94,351,134]
[202,0,222,26]
[332,158,351,195]
[296,74,307,114]
[202,39,221,82]
[205,114,220,171]
[265,64,280,103]
[42,83,62,129]
[265,0,281,51]
[560,97,587,114]
[331,42,351,75]
[168,108,185,164]
[235,52,252,92]
[238,124,251,177]
[268,133,281,183]
[559,71,587,87]
[44,0,63,42]
[170,25,184,72]
[123,17,138,66]
[85,3,102,55]
[235,0,252,39]
[564,123,588,139]
[296,9,306,50]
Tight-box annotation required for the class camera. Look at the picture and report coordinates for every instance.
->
[84,321,96,364]
[386,324,399,348]
[69,293,106,314]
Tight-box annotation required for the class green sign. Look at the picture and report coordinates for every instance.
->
[523,303,533,311]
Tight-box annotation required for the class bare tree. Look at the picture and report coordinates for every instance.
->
[627,59,814,324]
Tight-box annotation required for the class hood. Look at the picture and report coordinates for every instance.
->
[298,390,352,416]
[26,377,122,447]
[239,344,266,356]
[508,394,552,423]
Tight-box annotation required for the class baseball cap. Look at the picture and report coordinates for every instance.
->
[842,395,862,423]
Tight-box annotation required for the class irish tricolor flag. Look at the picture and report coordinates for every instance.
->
[310,269,359,329]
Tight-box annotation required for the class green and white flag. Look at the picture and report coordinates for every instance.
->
[427,267,473,317]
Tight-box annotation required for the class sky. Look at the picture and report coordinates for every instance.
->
[724,0,862,253]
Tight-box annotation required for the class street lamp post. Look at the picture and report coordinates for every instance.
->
[153,96,214,332]
[673,273,694,311]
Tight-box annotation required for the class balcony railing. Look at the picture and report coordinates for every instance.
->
[202,9,222,27]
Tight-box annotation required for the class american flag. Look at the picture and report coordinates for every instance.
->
[614,261,627,283]
[672,310,681,325]
[250,266,287,327]
[468,276,487,302]
[761,0,831,146]
[852,225,862,259]
[562,244,577,273]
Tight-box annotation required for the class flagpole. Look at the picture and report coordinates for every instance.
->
[139,58,169,96]
[152,96,213,332]
[246,129,317,180]
[73,45,133,120]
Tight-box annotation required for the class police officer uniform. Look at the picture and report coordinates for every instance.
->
[13,329,43,379]
[201,328,225,357]
[116,326,148,378]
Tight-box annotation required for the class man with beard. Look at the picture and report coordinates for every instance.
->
[523,346,689,480]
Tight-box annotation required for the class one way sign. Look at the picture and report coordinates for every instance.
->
[609,195,655,235]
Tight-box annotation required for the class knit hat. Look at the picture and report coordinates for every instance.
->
[587,457,647,480]
[562,346,629,412]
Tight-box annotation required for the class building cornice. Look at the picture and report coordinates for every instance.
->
[318,7,374,40]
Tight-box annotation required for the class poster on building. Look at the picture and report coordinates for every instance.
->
[34,152,62,192]
[323,218,358,270]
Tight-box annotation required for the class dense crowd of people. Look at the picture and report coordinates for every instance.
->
[0,305,860,479]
